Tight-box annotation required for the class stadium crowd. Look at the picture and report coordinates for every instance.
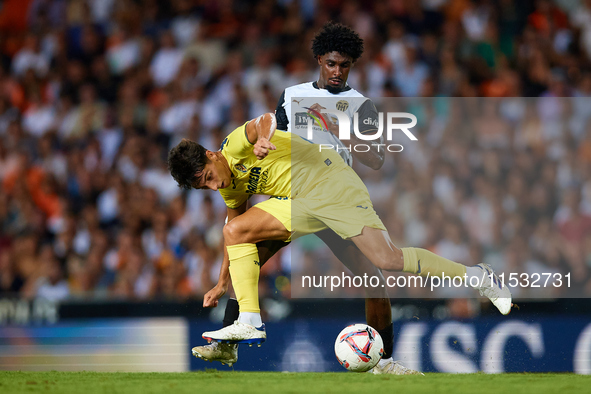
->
[0,0,590,302]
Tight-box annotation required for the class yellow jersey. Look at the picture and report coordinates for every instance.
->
[219,122,347,209]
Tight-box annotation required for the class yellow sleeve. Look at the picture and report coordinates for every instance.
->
[221,122,253,160]
[220,189,249,210]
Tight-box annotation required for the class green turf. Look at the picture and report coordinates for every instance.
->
[0,371,589,394]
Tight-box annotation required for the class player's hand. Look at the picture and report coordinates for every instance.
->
[308,103,338,134]
[203,284,227,308]
[254,137,276,160]
[307,103,326,113]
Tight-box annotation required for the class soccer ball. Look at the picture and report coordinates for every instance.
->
[334,324,384,372]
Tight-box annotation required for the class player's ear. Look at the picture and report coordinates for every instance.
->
[205,150,216,161]
[317,55,322,65]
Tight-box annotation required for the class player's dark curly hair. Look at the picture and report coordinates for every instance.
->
[167,139,207,190]
[312,22,364,62]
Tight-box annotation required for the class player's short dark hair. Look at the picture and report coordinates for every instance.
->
[312,22,364,62]
[167,139,207,190]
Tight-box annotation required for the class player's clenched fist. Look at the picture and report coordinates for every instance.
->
[203,284,227,307]
[254,137,276,160]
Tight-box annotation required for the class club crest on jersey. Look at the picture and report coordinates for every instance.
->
[234,164,248,173]
[336,100,349,111]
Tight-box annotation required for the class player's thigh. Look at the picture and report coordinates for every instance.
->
[316,230,380,275]
[316,229,354,251]
[223,206,291,245]
[300,169,385,239]
[318,229,387,297]
[350,227,404,271]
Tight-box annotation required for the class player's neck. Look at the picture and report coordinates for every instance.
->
[315,79,348,93]
[218,152,230,171]
[213,151,230,173]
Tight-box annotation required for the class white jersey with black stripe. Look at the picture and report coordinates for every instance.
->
[275,82,378,167]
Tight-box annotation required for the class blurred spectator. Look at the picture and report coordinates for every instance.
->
[32,251,70,302]
[150,30,184,87]
[393,38,430,97]
[11,34,50,78]
[0,248,23,296]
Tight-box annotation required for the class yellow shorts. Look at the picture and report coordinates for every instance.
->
[254,167,386,240]
[254,196,292,239]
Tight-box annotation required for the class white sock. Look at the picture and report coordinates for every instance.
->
[466,266,485,287]
[378,357,393,368]
[238,312,263,327]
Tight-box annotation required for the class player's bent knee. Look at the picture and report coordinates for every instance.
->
[387,247,405,271]
[373,248,404,271]
[223,221,252,245]
[393,247,404,270]
[373,259,390,271]
[222,223,236,244]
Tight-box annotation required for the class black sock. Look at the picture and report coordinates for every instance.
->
[377,323,394,359]
[223,298,240,327]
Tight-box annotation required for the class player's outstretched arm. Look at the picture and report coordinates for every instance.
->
[203,202,248,308]
[350,99,384,170]
[349,132,385,170]
[246,113,277,160]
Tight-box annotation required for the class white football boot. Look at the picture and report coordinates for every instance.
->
[202,321,266,346]
[371,359,424,375]
[192,342,238,367]
[473,263,512,315]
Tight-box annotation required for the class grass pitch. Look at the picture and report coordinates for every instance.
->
[0,371,589,394]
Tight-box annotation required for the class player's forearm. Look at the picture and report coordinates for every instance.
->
[217,247,231,287]
[327,121,339,137]
[352,150,384,170]
[349,133,385,170]
[250,113,277,143]
[249,113,278,159]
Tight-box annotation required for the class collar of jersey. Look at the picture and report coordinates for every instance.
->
[312,81,351,92]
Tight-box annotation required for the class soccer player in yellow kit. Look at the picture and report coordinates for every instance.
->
[167,112,512,350]
[193,22,408,374]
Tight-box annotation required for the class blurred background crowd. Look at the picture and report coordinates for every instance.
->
[0,0,590,302]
